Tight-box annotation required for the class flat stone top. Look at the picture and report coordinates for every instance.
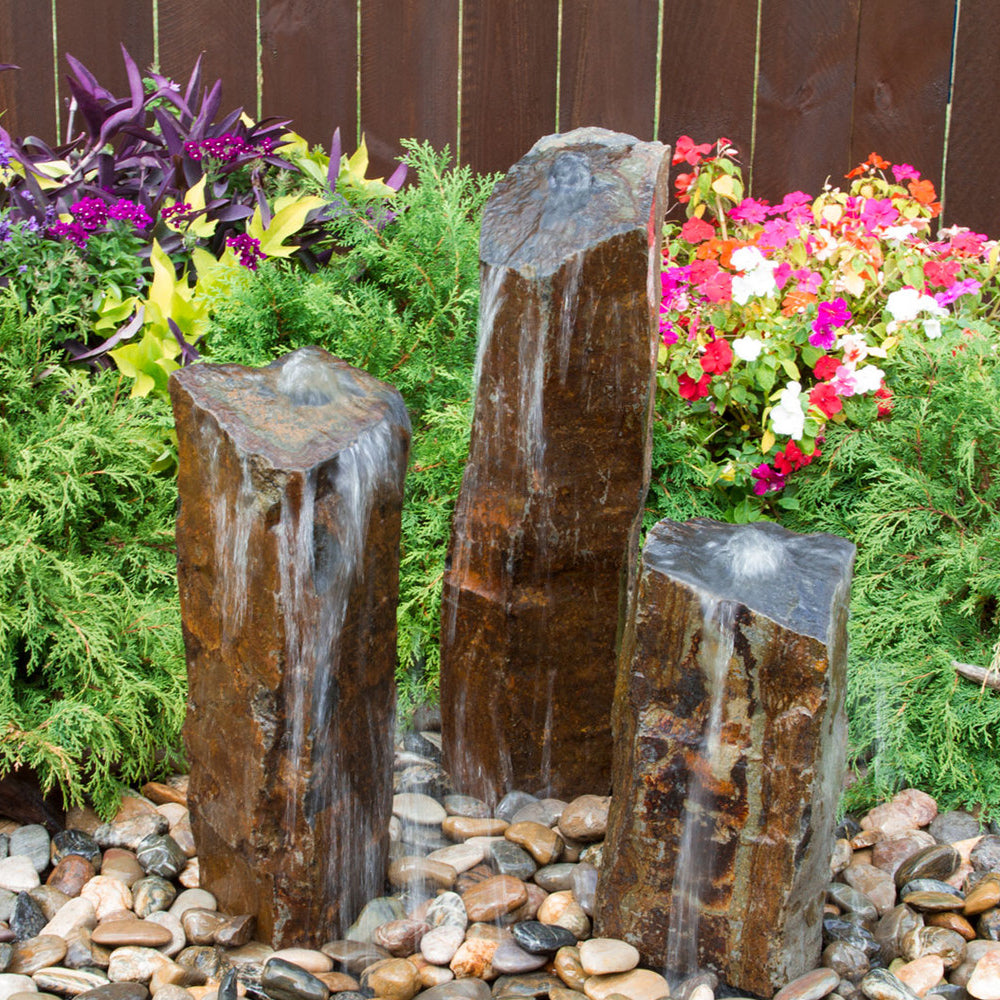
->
[481,127,669,278]
[169,346,409,471]
[643,518,856,643]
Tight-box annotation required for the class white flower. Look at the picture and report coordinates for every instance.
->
[731,247,779,305]
[852,364,885,394]
[732,336,763,362]
[770,380,805,440]
[923,318,942,339]
[883,224,919,242]
[885,287,946,323]
[840,333,869,366]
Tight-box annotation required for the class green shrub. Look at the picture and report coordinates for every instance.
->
[205,141,496,708]
[0,294,186,814]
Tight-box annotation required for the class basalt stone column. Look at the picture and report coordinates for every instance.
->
[596,519,854,997]
[170,347,409,947]
[440,128,670,802]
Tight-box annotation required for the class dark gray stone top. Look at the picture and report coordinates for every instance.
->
[480,127,669,279]
[169,346,410,471]
[643,518,856,644]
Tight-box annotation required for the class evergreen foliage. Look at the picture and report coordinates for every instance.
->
[783,325,1000,816]
[0,293,186,814]
[205,142,496,707]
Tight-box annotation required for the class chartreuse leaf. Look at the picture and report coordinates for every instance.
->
[247,194,325,258]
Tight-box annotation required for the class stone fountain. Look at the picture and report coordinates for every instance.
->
[439,127,671,803]
[595,518,855,996]
[170,346,409,946]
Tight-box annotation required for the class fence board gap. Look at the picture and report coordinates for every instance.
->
[260,0,356,151]
[359,0,459,181]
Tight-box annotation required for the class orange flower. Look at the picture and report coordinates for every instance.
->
[781,289,817,316]
[907,178,938,205]
[847,152,891,179]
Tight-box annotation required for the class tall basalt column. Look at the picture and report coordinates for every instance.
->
[595,519,855,997]
[440,128,670,802]
[170,347,410,947]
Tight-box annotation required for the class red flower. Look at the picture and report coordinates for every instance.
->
[674,172,695,203]
[809,382,843,417]
[673,135,714,166]
[773,440,820,476]
[813,355,841,381]
[923,259,961,288]
[700,338,733,375]
[874,384,894,418]
[677,372,712,400]
[681,217,716,243]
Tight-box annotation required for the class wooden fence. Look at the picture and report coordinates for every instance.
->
[2,0,999,234]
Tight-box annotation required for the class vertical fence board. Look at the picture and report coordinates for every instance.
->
[360,0,459,180]
[261,0,356,149]
[0,0,56,141]
[56,0,154,135]
[658,0,757,184]
[461,0,558,175]
[752,0,859,203]
[851,0,952,195]
[157,0,258,120]
[943,2,1000,233]
[559,0,658,140]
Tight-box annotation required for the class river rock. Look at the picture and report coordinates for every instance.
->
[512,921,577,954]
[972,838,1000,873]
[40,897,95,940]
[968,951,1000,1000]
[487,841,537,881]
[450,938,498,980]
[92,920,174,948]
[50,832,101,869]
[260,957,328,1000]
[134,836,187,881]
[425,842,485,875]
[572,864,599,916]
[505,822,563,866]
[537,891,590,939]
[491,940,549,975]
[99,851,143,888]
[578,939,640,976]
[171,347,410,946]
[461,876,528,923]
[596,519,854,996]
[31,968,108,995]
[439,129,671,802]
[0,975,35,1000]
[930,812,983,845]
[7,937,66,976]
[420,925,465,966]
[167,889,216,921]
[822,942,870,982]
[45,856,94,898]
[373,918,428,957]
[554,946,588,991]
[61,928,110,971]
[10,895,46,941]
[424,893,468,931]
[582,968,671,1000]
[772,968,840,1000]
[895,847,959,888]
[0,861,39,895]
[75,986,148,1000]
[512,800,567,828]
[106,947,175,984]
[392,794,447,828]
[860,969,921,1000]
[558,798,611,843]
[387,857,456,891]
[80,877,132,922]
[873,836,937,879]
[418,981,490,1000]
[901,927,967,967]
[8,831,48,876]
[318,939,390,975]
[894,955,945,996]
[362,959,419,1000]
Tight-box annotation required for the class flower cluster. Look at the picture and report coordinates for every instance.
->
[226,233,267,271]
[659,138,997,514]
[184,134,275,162]
[46,197,152,248]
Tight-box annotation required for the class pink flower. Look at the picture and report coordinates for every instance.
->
[830,365,858,397]
[859,198,900,232]
[792,268,823,294]
[757,219,800,251]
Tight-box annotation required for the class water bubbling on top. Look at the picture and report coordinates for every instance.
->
[719,528,787,582]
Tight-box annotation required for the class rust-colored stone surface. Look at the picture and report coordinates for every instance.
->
[439,128,670,803]
[595,519,855,997]
[170,347,410,947]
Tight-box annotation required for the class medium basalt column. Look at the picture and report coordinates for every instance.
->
[440,128,670,802]
[595,519,854,997]
[170,347,410,947]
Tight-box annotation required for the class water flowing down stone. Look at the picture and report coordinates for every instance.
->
[439,127,671,803]
[595,518,855,997]
[170,347,410,947]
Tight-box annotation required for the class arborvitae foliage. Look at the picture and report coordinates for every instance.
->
[781,326,1000,816]
[0,294,186,815]
[205,142,496,708]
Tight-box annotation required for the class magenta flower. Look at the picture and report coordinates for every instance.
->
[227,233,267,271]
[729,197,769,224]
[757,219,800,251]
[108,199,152,229]
[933,278,981,307]
[48,220,90,248]
[859,198,900,232]
[70,196,109,231]
[810,297,853,349]
[751,463,786,495]
[770,191,814,224]
[892,163,920,183]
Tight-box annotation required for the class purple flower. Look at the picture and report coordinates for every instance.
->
[226,233,267,271]
[933,278,981,306]
[810,297,853,348]
[0,138,10,170]
[0,215,10,242]
[70,196,110,231]
[48,220,90,248]
[108,199,152,229]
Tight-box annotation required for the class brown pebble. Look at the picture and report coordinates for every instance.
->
[142,781,188,806]
[461,875,529,923]
[442,817,510,841]
[46,855,96,897]
[927,911,978,940]
[92,917,174,947]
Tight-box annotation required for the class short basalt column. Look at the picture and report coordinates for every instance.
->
[595,518,854,997]
[439,128,671,802]
[170,347,410,947]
